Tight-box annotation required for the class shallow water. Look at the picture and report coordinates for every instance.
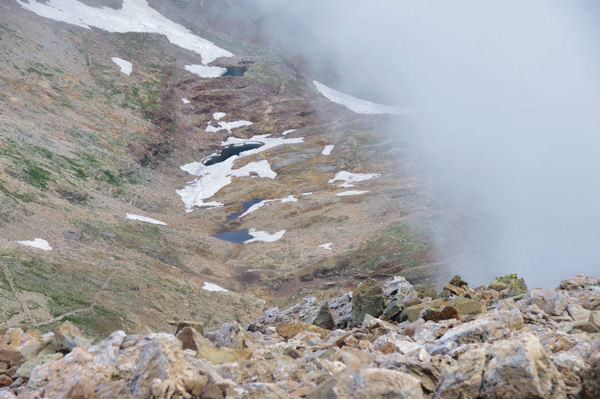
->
[227,198,264,220]
[221,66,247,76]
[214,229,253,243]
[203,142,264,166]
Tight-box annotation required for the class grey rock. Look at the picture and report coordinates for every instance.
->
[351,278,384,327]
[312,302,335,330]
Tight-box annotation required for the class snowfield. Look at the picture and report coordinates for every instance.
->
[18,0,233,65]
[202,282,229,293]
[336,190,369,196]
[204,112,253,133]
[177,133,304,210]
[245,228,285,243]
[126,213,167,225]
[239,195,298,218]
[185,64,227,79]
[17,238,52,251]
[329,171,380,188]
[313,80,408,115]
[322,145,334,155]
[111,57,132,75]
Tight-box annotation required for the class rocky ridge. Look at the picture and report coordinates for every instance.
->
[0,274,598,398]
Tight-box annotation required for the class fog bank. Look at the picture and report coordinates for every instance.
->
[252,0,600,287]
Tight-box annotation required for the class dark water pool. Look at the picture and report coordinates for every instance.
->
[226,198,264,220]
[214,229,252,243]
[203,142,264,166]
[221,66,248,77]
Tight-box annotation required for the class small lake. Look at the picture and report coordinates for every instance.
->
[226,198,264,220]
[214,229,253,243]
[203,142,264,166]
[221,66,247,76]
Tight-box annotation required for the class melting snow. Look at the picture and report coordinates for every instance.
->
[337,190,369,196]
[17,238,52,251]
[202,282,229,293]
[329,171,380,188]
[126,213,167,225]
[177,134,303,210]
[205,112,253,133]
[185,64,227,78]
[282,129,296,136]
[181,98,190,104]
[206,120,253,134]
[245,228,285,243]
[239,195,298,218]
[318,242,333,250]
[322,145,334,155]
[18,0,233,65]
[313,80,408,115]
[111,57,132,75]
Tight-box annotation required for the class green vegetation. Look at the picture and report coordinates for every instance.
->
[300,222,436,283]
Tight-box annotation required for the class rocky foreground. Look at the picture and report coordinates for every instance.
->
[0,274,599,398]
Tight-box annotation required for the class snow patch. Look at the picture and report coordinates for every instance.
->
[185,64,227,78]
[313,80,408,115]
[239,195,298,218]
[301,192,314,196]
[329,171,380,188]
[181,98,190,104]
[322,145,334,155]
[282,129,296,136]
[202,282,229,293]
[336,190,369,196]
[245,228,285,243]
[177,134,303,210]
[17,238,52,251]
[111,57,132,75]
[18,0,233,65]
[206,120,253,134]
[205,112,253,134]
[318,242,333,250]
[126,213,167,225]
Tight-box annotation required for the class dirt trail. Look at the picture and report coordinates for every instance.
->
[1,263,36,325]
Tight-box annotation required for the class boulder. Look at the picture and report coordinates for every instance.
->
[437,348,487,398]
[488,281,508,291]
[54,321,90,352]
[307,368,424,399]
[481,333,566,398]
[490,274,528,296]
[312,302,335,330]
[406,297,485,322]
[381,293,405,321]
[419,306,460,322]
[567,304,591,321]
[196,344,252,364]
[581,353,600,399]
[382,276,414,300]
[204,322,247,349]
[524,289,568,316]
[176,327,205,351]
[438,334,567,398]
[169,320,204,335]
[276,322,330,340]
[351,279,384,327]
[16,353,63,379]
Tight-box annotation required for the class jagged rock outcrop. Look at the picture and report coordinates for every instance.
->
[0,274,598,398]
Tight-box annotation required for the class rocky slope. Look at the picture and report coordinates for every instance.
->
[0,0,437,338]
[0,273,598,398]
